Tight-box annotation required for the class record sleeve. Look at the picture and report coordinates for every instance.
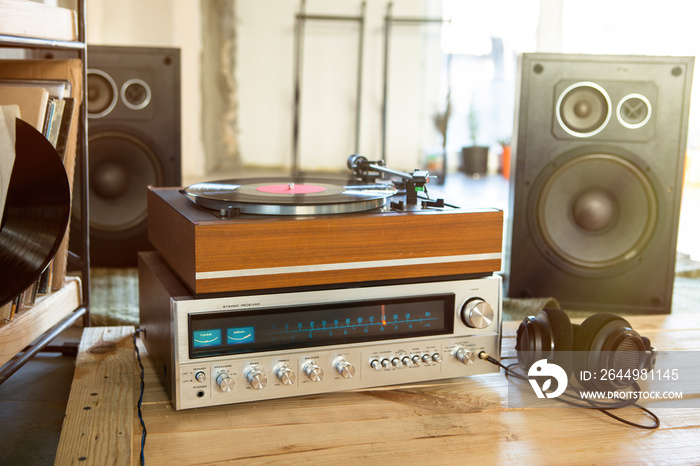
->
[0,118,70,306]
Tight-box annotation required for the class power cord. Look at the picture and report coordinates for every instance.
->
[134,330,147,465]
[478,351,660,430]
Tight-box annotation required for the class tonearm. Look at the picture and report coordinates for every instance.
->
[347,154,443,210]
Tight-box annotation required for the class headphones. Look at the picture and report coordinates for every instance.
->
[515,308,655,392]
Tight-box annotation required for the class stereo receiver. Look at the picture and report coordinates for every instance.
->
[139,251,502,410]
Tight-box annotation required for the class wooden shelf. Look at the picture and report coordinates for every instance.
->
[0,0,77,43]
[0,0,89,384]
[0,277,82,368]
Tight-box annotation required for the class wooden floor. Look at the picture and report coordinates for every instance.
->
[54,314,700,464]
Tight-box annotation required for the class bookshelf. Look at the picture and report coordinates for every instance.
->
[0,0,90,383]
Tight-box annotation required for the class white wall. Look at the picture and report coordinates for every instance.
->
[236,0,445,173]
[87,0,445,176]
[85,0,204,178]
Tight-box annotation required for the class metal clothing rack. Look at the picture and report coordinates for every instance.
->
[292,0,366,176]
[0,0,90,384]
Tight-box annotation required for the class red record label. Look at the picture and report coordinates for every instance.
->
[256,184,326,194]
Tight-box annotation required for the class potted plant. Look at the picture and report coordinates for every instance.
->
[429,92,451,185]
[461,106,488,178]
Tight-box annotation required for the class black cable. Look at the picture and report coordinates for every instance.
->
[479,352,660,430]
[134,331,147,465]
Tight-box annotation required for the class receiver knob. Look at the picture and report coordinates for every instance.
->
[335,359,355,379]
[194,371,206,383]
[370,359,382,371]
[275,365,296,385]
[401,356,413,368]
[246,368,267,390]
[412,355,422,366]
[216,372,235,392]
[461,299,494,329]
[456,348,476,366]
[431,353,442,363]
[304,362,324,382]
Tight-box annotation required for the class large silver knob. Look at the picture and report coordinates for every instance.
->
[335,359,355,379]
[275,365,296,385]
[304,361,324,382]
[461,299,494,329]
[246,368,267,390]
[216,372,235,392]
[455,348,476,366]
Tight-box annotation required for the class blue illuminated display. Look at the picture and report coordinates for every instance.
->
[227,327,255,345]
[189,294,453,358]
[192,329,222,348]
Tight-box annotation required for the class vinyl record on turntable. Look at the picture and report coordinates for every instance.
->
[185,177,397,215]
[0,118,71,306]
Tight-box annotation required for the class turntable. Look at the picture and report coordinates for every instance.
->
[147,155,503,295]
[141,156,504,409]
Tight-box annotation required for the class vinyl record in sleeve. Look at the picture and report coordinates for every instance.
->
[0,118,71,307]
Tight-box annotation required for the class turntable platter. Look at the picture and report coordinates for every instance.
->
[185,177,398,215]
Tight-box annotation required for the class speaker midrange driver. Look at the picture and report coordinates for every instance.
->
[555,81,612,137]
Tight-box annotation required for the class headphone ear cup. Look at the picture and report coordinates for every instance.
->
[573,313,626,352]
[573,313,647,390]
[541,308,574,377]
[542,308,574,352]
[516,308,573,374]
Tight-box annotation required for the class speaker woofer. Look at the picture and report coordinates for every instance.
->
[556,82,611,137]
[88,130,163,233]
[532,153,657,271]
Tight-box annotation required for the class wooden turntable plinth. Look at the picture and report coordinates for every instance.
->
[148,187,503,295]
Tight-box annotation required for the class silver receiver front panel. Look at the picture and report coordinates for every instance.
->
[171,276,501,410]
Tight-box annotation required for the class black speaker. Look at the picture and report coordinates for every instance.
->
[75,45,181,267]
[505,53,694,313]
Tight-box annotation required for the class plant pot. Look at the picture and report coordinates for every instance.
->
[461,146,488,177]
[500,145,511,179]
